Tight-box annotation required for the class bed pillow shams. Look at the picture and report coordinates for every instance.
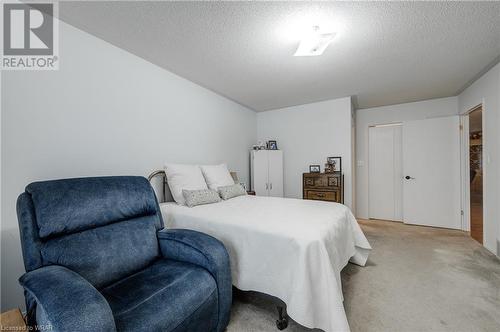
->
[182,189,221,207]
[164,164,208,205]
[218,184,247,200]
[200,164,235,190]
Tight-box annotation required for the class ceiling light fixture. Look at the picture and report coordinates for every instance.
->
[294,26,336,57]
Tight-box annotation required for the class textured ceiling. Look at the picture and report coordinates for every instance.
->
[59,1,500,111]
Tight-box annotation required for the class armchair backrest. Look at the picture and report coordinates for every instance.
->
[17,176,163,289]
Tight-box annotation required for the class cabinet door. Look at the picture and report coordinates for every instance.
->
[268,150,283,197]
[251,150,269,196]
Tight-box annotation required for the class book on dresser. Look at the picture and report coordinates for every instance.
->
[303,172,343,203]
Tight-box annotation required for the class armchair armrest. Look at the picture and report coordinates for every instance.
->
[157,229,231,332]
[19,265,116,332]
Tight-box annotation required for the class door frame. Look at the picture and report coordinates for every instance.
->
[367,122,402,220]
[459,103,484,233]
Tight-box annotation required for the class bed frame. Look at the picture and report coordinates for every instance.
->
[147,170,289,330]
[147,170,168,203]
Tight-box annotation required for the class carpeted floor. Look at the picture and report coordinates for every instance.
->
[227,219,500,332]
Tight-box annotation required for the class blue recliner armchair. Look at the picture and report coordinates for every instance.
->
[16,176,232,332]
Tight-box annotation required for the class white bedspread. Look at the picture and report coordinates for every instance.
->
[160,195,371,332]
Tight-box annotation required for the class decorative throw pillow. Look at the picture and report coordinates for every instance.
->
[164,164,208,205]
[200,164,235,191]
[218,184,247,200]
[182,189,221,207]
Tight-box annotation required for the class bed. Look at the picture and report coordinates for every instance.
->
[155,180,371,332]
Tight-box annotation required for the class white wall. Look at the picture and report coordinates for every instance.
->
[1,21,256,310]
[257,97,354,208]
[458,63,500,255]
[355,97,459,219]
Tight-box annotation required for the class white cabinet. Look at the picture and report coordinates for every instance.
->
[250,150,283,197]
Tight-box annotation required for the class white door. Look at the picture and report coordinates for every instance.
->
[252,150,269,196]
[368,125,403,221]
[268,150,284,197]
[402,116,461,229]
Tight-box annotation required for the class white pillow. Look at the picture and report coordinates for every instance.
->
[164,164,208,205]
[200,164,235,191]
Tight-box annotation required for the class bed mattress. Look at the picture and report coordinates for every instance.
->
[160,195,371,332]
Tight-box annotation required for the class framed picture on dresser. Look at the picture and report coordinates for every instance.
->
[327,157,342,172]
[309,165,320,173]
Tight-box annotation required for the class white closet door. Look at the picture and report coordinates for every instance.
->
[368,125,403,221]
[402,116,461,229]
[252,150,269,196]
[268,150,283,197]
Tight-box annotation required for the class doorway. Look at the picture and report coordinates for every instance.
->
[468,107,483,243]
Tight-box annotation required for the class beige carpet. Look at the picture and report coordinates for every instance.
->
[227,219,500,332]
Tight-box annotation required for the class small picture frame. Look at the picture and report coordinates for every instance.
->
[268,140,278,150]
[309,165,320,173]
[327,157,342,172]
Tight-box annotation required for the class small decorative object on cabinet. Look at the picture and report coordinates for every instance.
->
[303,172,343,203]
[252,141,267,150]
[251,150,283,197]
[267,140,278,150]
[324,163,334,173]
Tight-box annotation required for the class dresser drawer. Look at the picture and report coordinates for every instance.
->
[326,176,340,188]
[303,174,341,189]
[304,190,339,202]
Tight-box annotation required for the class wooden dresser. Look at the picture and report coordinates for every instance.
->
[303,172,343,203]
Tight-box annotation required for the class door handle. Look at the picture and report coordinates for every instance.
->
[266,183,269,190]
[270,183,273,190]
[405,176,416,180]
